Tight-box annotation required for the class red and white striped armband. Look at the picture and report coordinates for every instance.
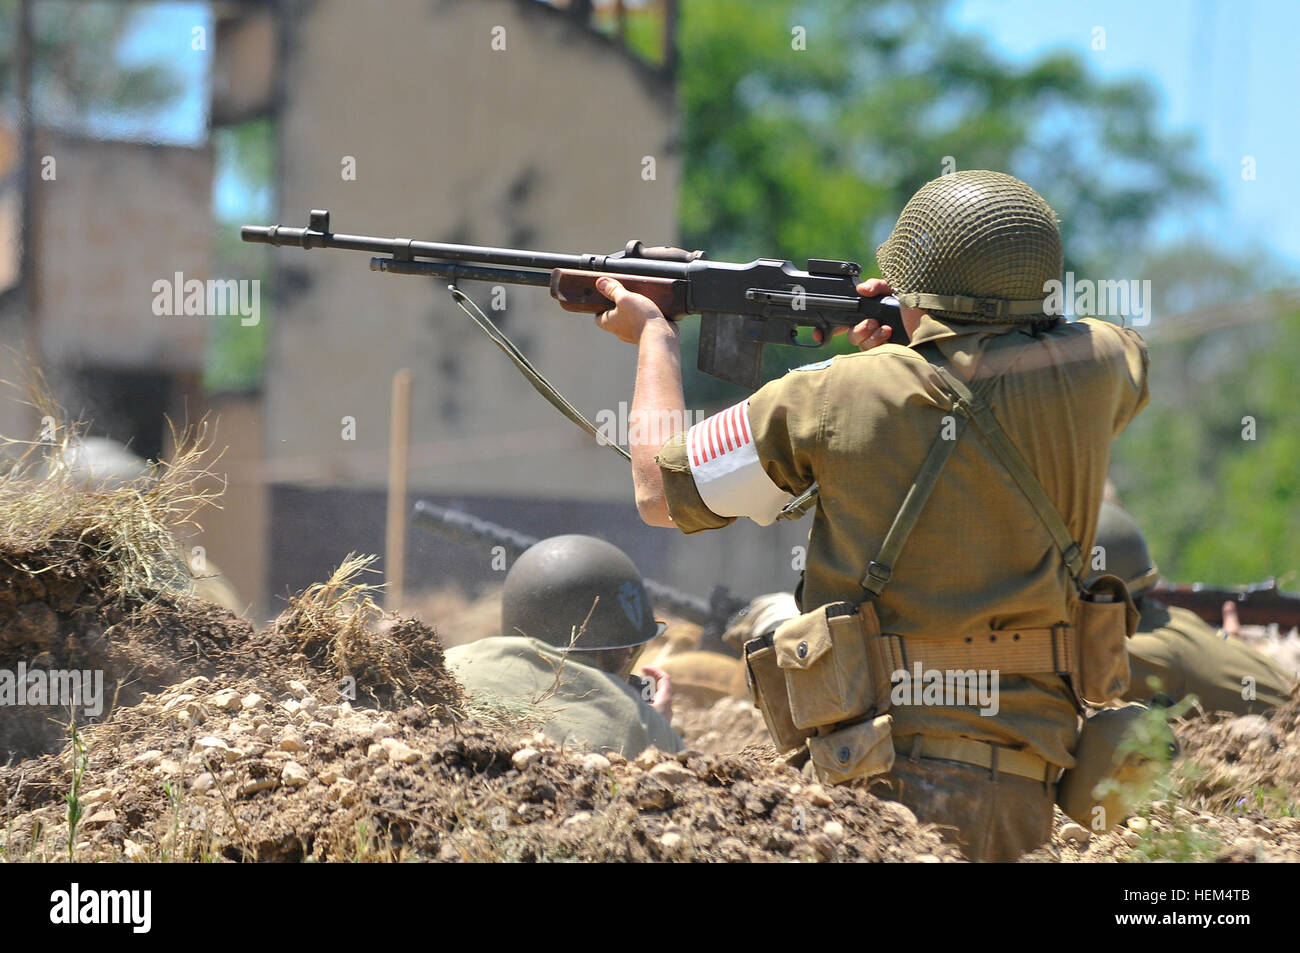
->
[684,400,792,526]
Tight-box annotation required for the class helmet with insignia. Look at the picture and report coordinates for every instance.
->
[501,535,665,651]
[876,170,1063,324]
[1095,501,1160,598]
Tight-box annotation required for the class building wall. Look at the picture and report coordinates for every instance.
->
[268,0,678,500]
[35,133,213,373]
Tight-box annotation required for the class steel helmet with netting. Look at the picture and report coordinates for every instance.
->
[876,170,1063,323]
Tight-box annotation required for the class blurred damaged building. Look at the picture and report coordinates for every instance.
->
[2,0,815,620]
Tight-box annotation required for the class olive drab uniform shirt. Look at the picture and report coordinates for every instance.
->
[1124,602,1297,714]
[445,635,683,757]
[657,315,1150,769]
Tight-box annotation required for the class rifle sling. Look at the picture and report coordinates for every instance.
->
[446,284,632,464]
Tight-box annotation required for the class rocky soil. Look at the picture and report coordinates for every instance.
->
[3,566,1298,862]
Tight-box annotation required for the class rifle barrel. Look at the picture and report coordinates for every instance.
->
[241,223,690,277]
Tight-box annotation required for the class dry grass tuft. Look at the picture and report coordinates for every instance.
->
[272,553,385,675]
[0,380,224,604]
[270,556,463,714]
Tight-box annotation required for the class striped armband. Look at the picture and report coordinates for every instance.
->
[685,400,792,526]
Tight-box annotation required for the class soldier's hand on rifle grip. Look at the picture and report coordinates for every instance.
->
[593,277,678,345]
[829,278,897,351]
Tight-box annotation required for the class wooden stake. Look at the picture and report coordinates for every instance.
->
[385,369,411,610]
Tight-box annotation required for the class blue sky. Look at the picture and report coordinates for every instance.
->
[951,0,1300,268]
[107,0,1300,270]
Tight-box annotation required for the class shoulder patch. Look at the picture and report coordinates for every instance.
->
[792,357,835,372]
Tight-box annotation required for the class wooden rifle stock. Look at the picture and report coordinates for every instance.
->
[549,269,690,318]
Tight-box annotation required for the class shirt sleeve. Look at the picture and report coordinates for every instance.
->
[655,363,827,532]
[1087,320,1151,434]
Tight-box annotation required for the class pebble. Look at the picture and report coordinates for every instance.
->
[634,747,665,769]
[1127,816,1149,834]
[380,738,420,764]
[281,761,310,788]
[581,753,611,773]
[317,767,341,787]
[190,773,215,793]
[255,724,276,742]
[1122,829,1142,847]
[209,689,242,711]
[648,762,694,787]
[915,853,942,863]
[161,693,196,713]
[336,715,376,746]
[804,784,834,807]
[1060,822,1091,846]
[605,752,627,766]
[563,812,593,829]
[82,809,117,828]
[176,676,211,693]
[123,839,147,861]
[300,695,319,714]
[193,737,242,763]
[239,778,277,797]
[279,727,307,752]
[131,749,163,767]
[371,721,396,741]
[823,821,845,843]
[80,787,113,806]
[659,832,684,851]
[512,747,542,771]
[287,680,310,700]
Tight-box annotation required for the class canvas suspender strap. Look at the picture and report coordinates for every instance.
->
[928,364,1087,589]
[860,413,969,598]
[859,342,1002,599]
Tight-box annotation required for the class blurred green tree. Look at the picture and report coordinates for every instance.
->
[1109,243,1299,585]
[0,0,178,124]
[676,0,1211,403]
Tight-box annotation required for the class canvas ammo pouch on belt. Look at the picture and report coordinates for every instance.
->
[744,601,895,762]
[1072,572,1140,706]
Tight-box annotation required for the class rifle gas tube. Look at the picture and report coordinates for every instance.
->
[242,209,905,388]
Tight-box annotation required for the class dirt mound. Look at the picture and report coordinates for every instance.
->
[0,543,255,760]
[0,669,960,863]
[252,613,461,719]
[0,548,460,762]
[1169,695,1300,815]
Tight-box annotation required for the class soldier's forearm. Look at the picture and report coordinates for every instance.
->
[630,321,684,527]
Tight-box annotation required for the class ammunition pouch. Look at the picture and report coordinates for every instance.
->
[1071,572,1140,707]
[808,715,896,785]
[743,601,900,785]
[743,601,893,754]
